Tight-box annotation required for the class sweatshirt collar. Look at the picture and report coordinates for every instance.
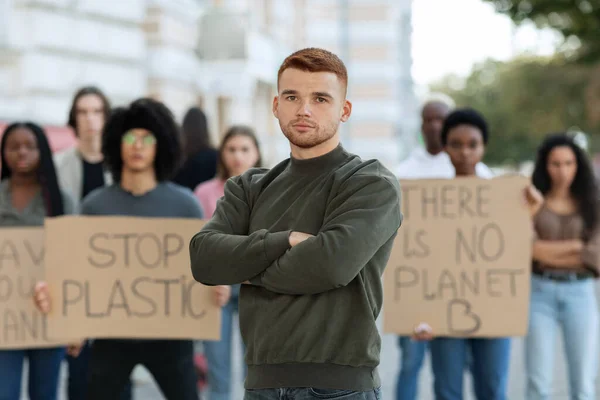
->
[289,145,348,175]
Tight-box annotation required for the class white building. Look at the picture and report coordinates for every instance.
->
[303,0,419,168]
[0,0,417,168]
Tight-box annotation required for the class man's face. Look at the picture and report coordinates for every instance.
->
[421,102,450,151]
[75,94,105,141]
[273,68,351,149]
[120,129,157,174]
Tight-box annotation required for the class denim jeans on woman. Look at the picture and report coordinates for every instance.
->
[525,274,599,400]
[430,337,510,400]
[204,290,246,400]
[395,337,428,400]
[0,347,65,400]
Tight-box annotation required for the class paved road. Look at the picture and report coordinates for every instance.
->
[26,283,600,399]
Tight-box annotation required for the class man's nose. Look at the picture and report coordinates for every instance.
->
[296,101,312,116]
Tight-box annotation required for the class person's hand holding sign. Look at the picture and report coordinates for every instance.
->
[34,281,51,314]
[524,185,544,218]
[412,323,434,341]
[33,281,86,358]
[214,285,232,307]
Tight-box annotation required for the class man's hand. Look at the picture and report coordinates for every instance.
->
[214,285,231,307]
[34,281,51,314]
[289,231,314,247]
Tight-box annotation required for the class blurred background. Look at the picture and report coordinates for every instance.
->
[2,0,598,175]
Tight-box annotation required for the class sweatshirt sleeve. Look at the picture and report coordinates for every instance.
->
[189,174,291,286]
[250,172,402,295]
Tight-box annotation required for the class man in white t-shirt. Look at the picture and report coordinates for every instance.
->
[394,94,492,400]
[396,94,493,179]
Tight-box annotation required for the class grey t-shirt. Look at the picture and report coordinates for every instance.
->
[81,182,204,219]
[0,179,75,226]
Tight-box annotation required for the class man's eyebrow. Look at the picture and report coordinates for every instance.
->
[280,90,334,99]
[313,92,333,99]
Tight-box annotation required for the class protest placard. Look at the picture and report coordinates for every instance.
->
[0,228,70,349]
[44,216,219,341]
[383,176,532,337]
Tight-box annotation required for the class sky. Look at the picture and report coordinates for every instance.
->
[411,0,563,86]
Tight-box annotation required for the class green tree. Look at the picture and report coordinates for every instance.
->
[483,0,600,62]
[432,56,597,165]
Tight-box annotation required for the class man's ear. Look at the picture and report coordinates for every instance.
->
[340,99,352,122]
[272,96,279,118]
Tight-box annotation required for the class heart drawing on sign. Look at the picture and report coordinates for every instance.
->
[447,299,481,335]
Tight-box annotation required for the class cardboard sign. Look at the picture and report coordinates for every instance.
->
[383,176,532,337]
[0,228,70,349]
[44,216,220,341]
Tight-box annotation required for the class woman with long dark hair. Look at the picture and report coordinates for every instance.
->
[194,125,262,400]
[526,133,599,400]
[172,107,218,191]
[0,122,74,399]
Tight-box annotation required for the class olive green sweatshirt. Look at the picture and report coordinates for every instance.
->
[189,145,402,391]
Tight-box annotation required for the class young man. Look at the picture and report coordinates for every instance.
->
[54,86,133,400]
[55,86,113,210]
[190,48,402,399]
[394,95,492,400]
[37,98,204,399]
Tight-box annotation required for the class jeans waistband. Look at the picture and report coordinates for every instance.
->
[532,269,593,282]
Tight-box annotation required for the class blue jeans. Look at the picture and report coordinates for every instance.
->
[66,340,132,400]
[430,337,510,400]
[525,275,599,400]
[204,294,245,400]
[395,337,427,400]
[244,387,381,399]
[0,347,65,400]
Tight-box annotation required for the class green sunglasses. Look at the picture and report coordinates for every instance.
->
[122,131,157,146]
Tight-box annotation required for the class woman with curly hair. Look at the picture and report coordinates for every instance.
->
[525,133,599,400]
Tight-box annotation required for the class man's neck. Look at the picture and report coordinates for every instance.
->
[290,135,340,160]
[78,137,103,163]
[425,145,443,156]
[120,170,158,195]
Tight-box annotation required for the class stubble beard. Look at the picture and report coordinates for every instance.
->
[280,120,339,149]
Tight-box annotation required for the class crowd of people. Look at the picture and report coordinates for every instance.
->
[2,85,261,399]
[395,96,600,400]
[0,46,597,400]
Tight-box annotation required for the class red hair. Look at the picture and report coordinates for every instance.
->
[277,48,348,91]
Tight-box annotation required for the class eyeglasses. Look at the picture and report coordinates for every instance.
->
[122,131,157,146]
